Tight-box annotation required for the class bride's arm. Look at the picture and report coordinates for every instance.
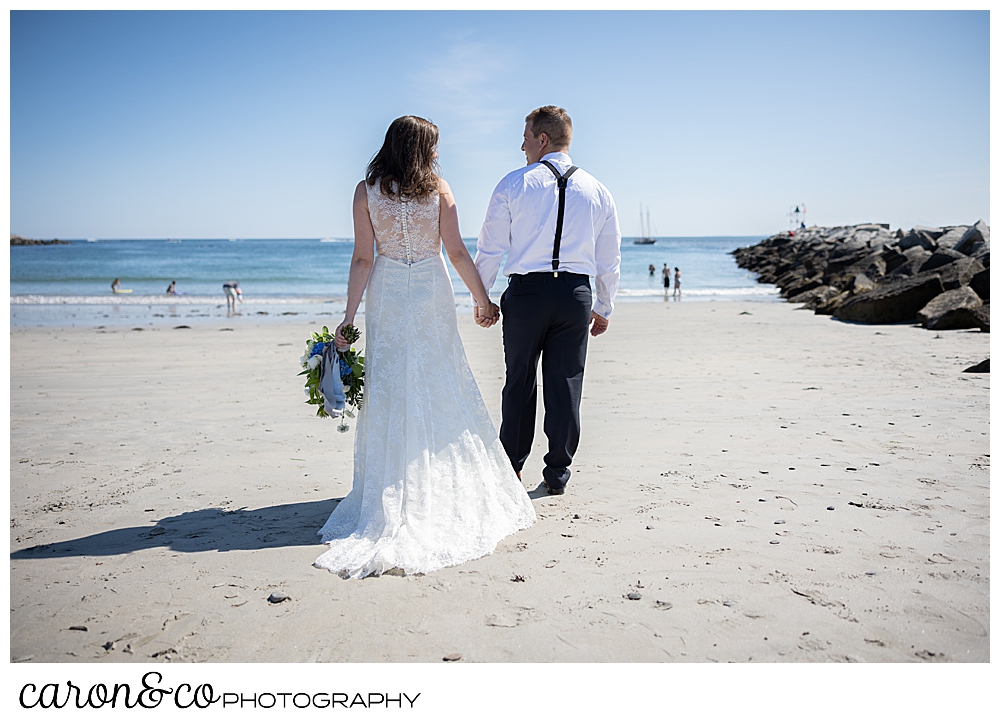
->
[336,181,376,348]
[439,179,499,325]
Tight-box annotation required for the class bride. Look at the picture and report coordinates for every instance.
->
[315,116,536,578]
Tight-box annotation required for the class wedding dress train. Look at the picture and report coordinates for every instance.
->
[315,183,535,578]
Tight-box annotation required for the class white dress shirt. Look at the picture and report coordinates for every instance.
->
[474,152,622,318]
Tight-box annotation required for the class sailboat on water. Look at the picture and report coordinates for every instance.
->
[633,204,656,244]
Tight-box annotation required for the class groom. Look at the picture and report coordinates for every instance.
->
[474,106,621,495]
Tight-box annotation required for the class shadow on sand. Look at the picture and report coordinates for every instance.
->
[10,499,341,560]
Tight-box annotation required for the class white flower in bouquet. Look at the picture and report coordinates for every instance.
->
[307,354,321,370]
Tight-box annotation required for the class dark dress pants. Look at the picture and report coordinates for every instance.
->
[499,272,592,489]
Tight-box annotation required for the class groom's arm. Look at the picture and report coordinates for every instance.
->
[474,177,512,293]
[593,190,622,321]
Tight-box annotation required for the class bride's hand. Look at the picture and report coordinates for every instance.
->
[475,302,499,328]
[334,319,353,350]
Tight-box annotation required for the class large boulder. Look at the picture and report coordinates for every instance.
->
[932,226,969,252]
[898,229,940,252]
[953,220,989,257]
[781,274,824,298]
[826,245,872,272]
[963,358,990,373]
[834,274,945,324]
[852,273,876,294]
[887,247,933,278]
[919,248,967,273]
[840,251,888,283]
[789,285,832,305]
[934,257,986,290]
[909,257,986,292]
[815,289,852,316]
[970,267,989,300]
[970,303,990,332]
[791,285,846,313]
[881,245,908,274]
[942,226,970,239]
[916,287,984,330]
[913,226,945,240]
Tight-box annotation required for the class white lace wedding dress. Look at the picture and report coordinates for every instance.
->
[314,181,536,578]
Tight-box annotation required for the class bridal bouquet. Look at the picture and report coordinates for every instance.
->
[299,324,364,430]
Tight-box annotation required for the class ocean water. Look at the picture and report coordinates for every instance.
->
[10,237,777,326]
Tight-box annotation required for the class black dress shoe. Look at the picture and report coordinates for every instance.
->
[543,482,565,495]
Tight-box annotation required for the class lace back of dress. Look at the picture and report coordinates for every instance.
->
[367,181,441,264]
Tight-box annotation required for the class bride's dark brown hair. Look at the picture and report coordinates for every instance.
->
[366,115,440,199]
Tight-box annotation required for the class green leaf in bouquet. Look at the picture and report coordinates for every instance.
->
[340,324,361,345]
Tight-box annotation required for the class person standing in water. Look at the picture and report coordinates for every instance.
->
[166,280,177,295]
[648,263,655,276]
[223,281,242,313]
[673,267,681,298]
[111,278,121,293]
[661,263,670,292]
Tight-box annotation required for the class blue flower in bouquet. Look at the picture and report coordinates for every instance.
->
[310,341,327,358]
[339,357,352,381]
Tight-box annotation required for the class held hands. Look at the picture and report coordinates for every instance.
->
[589,311,609,337]
[474,301,500,328]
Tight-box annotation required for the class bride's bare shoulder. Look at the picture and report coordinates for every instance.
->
[437,176,454,197]
[354,179,370,204]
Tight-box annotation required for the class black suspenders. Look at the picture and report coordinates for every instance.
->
[540,160,579,276]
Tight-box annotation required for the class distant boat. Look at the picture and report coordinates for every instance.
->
[166,238,181,243]
[86,238,97,242]
[634,204,656,244]
[320,237,338,243]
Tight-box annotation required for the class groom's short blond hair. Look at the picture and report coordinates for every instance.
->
[526,106,572,149]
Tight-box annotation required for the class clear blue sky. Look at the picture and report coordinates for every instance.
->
[10,10,989,239]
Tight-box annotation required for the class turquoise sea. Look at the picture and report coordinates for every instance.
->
[9,236,778,327]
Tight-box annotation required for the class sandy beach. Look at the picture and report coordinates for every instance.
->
[9,300,989,664]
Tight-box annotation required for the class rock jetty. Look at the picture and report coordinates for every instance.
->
[732,221,989,332]
[10,234,70,246]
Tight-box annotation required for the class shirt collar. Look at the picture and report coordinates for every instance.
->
[540,151,572,165]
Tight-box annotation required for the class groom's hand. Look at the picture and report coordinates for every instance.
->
[589,311,609,337]
[474,302,499,328]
